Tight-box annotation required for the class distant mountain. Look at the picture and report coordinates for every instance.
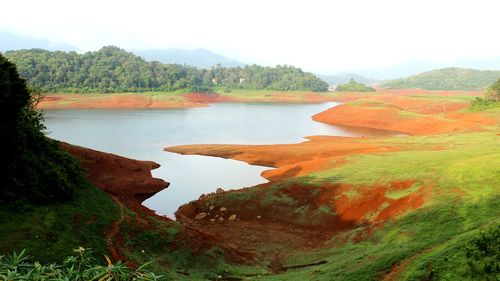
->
[354,58,500,80]
[133,48,245,69]
[0,30,77,52]
[318,74,377,85]
[383,67,500,90]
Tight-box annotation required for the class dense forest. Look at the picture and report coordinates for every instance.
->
[335,78,375,92]
[3,46,328,93]
[383,67,500,90]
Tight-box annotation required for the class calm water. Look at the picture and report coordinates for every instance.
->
[43,102,396,217]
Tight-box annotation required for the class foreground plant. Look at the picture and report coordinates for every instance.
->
[0,247,163,280]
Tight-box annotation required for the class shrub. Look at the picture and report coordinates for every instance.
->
[465,224,500,280]
[0,248,163,280]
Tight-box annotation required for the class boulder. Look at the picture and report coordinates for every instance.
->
[194,212,208,220]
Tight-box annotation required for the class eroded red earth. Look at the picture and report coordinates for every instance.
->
[58,90,496,270]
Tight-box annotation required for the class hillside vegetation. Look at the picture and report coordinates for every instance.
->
[4,46,328,93]
[335,78,375,92]
[384,67,500,90]
[0,53,120,262]
[486,77,500,101]
[0,54,82,205]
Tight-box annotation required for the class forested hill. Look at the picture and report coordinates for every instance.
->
[3,46,328,93]
[383,67,500,90]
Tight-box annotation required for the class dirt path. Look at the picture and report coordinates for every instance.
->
[105,196,127,262]
[382,246,437,281]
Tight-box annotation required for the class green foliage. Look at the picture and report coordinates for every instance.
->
[485,77,500,101]
[211,64,328,92]
[335,78,375,92]
[465,224,500,280]
[4,47,328,92]
[470,97,500,111]
[384,67,500,90]
[0,180,119,263]
[0,54,83,205]
[0,248,163,280]
[470,78,500,110]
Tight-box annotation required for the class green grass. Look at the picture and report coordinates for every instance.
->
[213,88,336,100]
[0,181,119,263]
[188,129,500,280]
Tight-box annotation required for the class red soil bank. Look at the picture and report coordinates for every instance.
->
[313,103,486,135]
[60,142,168,208]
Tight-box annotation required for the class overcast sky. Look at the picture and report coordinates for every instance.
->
[2,0,500,73]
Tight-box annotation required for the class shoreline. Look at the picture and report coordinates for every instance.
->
[37,89,484,110]
[54,90,499,274]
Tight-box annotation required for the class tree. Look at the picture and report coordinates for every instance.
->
[0,54,82,205]
[4,47,329,93]
[335,78,375,92]
[486,78,500,101]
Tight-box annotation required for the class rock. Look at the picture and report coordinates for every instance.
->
[194,212,208,220]
[256,215,261,219]
[228,214,237,221]
[209,205,215,211]
[210,219,215,223]
[220,206,227,212]
[217,217,224,223]
[216,188,225,194]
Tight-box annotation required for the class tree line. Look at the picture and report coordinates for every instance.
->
[335,78,375,92]
[3,46,328,93]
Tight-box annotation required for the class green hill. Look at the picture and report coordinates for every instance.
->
[383,67,500,90]
[3,47,328,93]
[335,78,375,92]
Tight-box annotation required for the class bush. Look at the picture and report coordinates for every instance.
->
[465,224,500,280]
[335,79,375,92]
[485,78,500,102]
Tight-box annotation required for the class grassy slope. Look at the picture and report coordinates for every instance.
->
[15,90,499,279]
[268,107,499,280]
[118,215,269,280]
[383,67,500,90]
[0,181,119,263]
[185,105,499,280]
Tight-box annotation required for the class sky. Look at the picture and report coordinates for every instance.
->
[1,0,500,74]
